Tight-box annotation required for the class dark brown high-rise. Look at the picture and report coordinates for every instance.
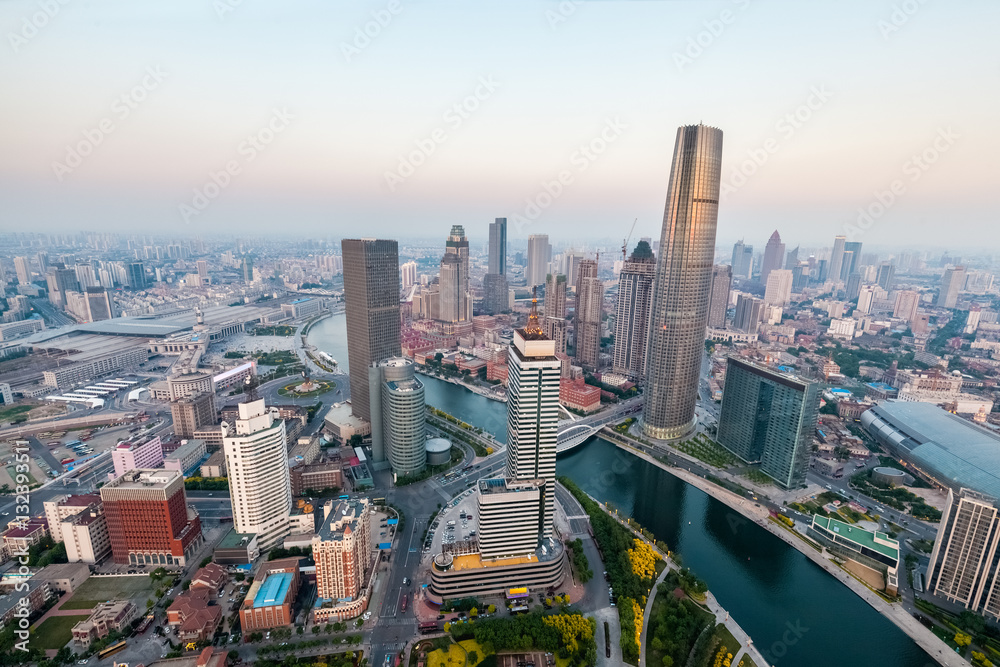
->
[643,124,724,440]
[342,239,401,422]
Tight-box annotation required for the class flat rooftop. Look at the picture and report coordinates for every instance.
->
[253,572,293,608]
[812,515,899,560]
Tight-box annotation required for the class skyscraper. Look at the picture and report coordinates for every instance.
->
[936,266,966,309]
[763,269,793,307]
[893,290,920,324]
[488,217,507,275]
[223,398,292,550]
[84,287,114,322]
[717,357,818,489]
[643,124,723,440]
[240,254,254,284]
[759,230,785,284]
[544,273,567,320]
[731,240,753,279]
[828,235,846,285]
[574,259,602,369]
[784,246,800,270]
[400,260,417,289]
[504,300,560,540]
[841,241,863,281]
[14,256,30,285]
[612,241,655,379]
[526,234,550,286]
[483,274,509,315]
[312,498,373,623]
[438,225,471,323]
[845,272,863,302]
[876,262,895,292]
[368,357,426,475]
[706,264,732,329]
[733,294,763,333]
[196,259,209,285]
[342,239,402,422]
[126,262,146,290]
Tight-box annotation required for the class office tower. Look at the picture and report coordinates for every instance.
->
[857,286,877,315]
[763,269,793,307]
[112,435,164,478]
[126,262,146,290]
[816,259,829,283]
[171,392,217,439]
[876,262,895,292]
[544,274,567,319]
[368,357,425,475]
[893,290,920,324]
[707,264,732,329]
[400,260,418,289]
[937,266,966,309]
[483,273,509,315]
[563,251,582,290]
[36,251,48,274]
[503,300,560,539]
[46,265,80,308]
[966,307,982,335]
[841,241,863,281]
[196,259,209,285]
[574,259,602,369]
[489,217,507,275]
[612,241,655,379]
[731,240,754,279]
[733,294,764,333]
[926,489,1000,619]
[223,399,292,550]
[845,272,863,302]
[100,469,203,566]
[342,239,401,422]
[438,225,472,323]
[526,234,550,286]
[241,254,254,284]
[717,357,818,489]
[14,256,30,285]
[643,124,724,440]
[73,263,95,290]
[84,287,114,322]
[829,235,847,284]
[760,230,785,284]
[785,246,800,270]
[312,498,372,620]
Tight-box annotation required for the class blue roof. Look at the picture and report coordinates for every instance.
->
[291,298,312,304]
[253,572,293,608]
[866,382,896,391]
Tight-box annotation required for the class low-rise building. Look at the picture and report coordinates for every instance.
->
[167,588,222,642]
[2,517,49,555]
[34,562,90,595]
[239,558,300,631]
[72,600,138,647]
[213,529,260,565]
[163,439,208,476]
[199,451,227,478]
[191,562,228,593]
[558,378,601,414]
[808,515,898,595]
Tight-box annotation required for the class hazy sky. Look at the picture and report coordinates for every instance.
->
[1,0,997,251]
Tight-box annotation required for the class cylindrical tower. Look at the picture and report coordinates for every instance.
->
[380,357,426,475]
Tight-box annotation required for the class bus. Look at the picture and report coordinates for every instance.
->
[98,640,127,660]
[418,622,439,634]
[400,595,408,613]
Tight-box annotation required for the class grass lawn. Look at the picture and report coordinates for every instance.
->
[674,435,737,468]
[32,615,89,649]
[0,403,33,422]
[62,576,156,610]
[737,654,758,667]
[740,469,774,487]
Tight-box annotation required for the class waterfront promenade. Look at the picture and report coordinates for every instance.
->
[612,437,967,667]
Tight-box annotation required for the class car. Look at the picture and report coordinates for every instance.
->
[78,661,89,665]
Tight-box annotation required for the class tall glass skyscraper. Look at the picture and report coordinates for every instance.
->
[716,357,818,489]
[642,124,724,440]
[488,217,507,275]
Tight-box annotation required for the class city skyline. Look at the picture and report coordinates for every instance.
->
[1,1,997,248]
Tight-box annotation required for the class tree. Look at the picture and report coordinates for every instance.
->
[468,651,479,664]
[227,650,239,664]
[200,557,212,568]
[443,622,451,633]
[955,632,973,648]
[487,604,496,614]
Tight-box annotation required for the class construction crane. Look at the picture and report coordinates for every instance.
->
[622,218,638,262]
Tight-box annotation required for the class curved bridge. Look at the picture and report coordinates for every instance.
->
[556,423,605,454]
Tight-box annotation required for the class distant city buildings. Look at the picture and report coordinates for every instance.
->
[731,240,753,279]
[612,241,655,379]
[706,264,732,329]
[526,234,550,287]
[763,269,793,307]
[717,357,818,488]
[937,265,966,309]
[574,259,602,369]
[437,225,472,323]
[643,124,723,440]
[759,230,785,285]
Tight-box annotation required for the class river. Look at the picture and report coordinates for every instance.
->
[308,313,933,666]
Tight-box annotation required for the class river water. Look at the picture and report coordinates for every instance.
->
[308,313,934,666]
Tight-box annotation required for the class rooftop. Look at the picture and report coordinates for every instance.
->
[252,572,293,608]
[812,515,899,560]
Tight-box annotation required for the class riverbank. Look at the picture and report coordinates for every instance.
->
[609,436,965,667]
[414,366,507,403]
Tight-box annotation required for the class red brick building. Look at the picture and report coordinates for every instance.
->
[99,469,202,566]
[167,587,223,642]
[559,378,602,414]
[486,360,508,385]
[240,558,300,632]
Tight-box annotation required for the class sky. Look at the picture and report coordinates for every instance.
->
[0,0,997,252]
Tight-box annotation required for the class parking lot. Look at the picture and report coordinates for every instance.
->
[423,485,480,557]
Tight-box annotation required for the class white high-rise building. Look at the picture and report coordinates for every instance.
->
[857,285,877,315]
[400,261,418,289]
[526,234,550,287]
[223,398,292,550]
[763,269,794,307]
